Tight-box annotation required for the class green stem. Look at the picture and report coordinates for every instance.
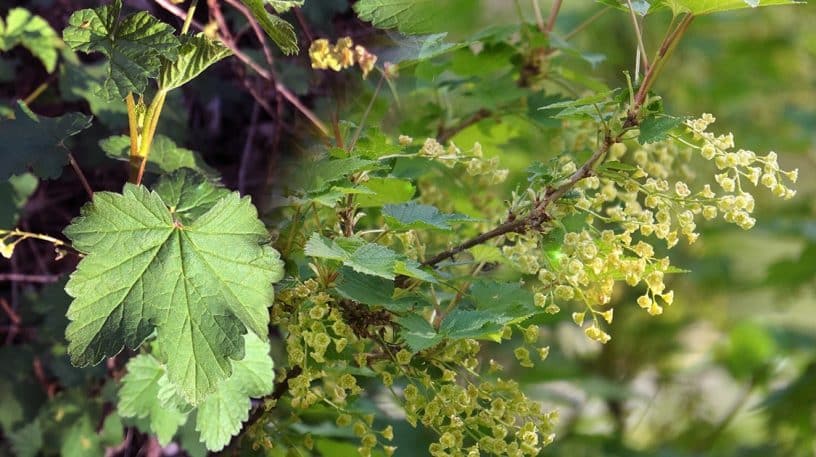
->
[181,0,198,34]
[130,90,167,184]
[628,14,694,122]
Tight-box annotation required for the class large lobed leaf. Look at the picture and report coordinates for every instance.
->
[64,170,283,404]
[63,0,180,99]
[0,101,92,180]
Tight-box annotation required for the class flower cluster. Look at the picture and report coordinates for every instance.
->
[412,138,509,185]
[530,113,798,343]
[535,228,674,343]
[399,370,557,456]
[309,37,378,78]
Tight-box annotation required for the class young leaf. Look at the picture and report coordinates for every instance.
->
[7,419,43,457]
[305,233,397,279]
[158,34,232,92]
[638,115,685,144]
[118,355,188,445]
[0,101,92,180]
[64,172,283,404]
[335,267,395,306]
[398,313,442,352]
[0,8,60,72]
[153,169,231,223]
[440,309,501,341]
[383,202,475,231]
[194,333,275,451]
[239,0,299,55]
[470,280,538,323]
[63,0,180,99]
[100,135,219,178]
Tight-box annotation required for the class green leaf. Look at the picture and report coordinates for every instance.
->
[195,333,275,451]
[60,419,101,457]
[159,34,232,92]
[239,0,299,55]
[0,8,60,72]
[305,157,380,192]
[638,115,685,144]
[305,233,397,279]
[60,52,129,129]
[63,0,180,99]
[468,245,508,265]
[658,0,804,15]
[355,177,416,208]
[470,280,537,324]
[383,202,475,231]
[353,0,475,35]
[335,267,395,306]
[153,169,231,223]
[440,309,501,341]
[118,354,188,445]
[394,259,437,283]
[7,420,43,457]
[100,135,219,178]
[64,171,284,404]
[398,313,442,352]
[0,173,37,228]
[267,0,305,13]
[335,267,427,312]
[0,101,93,180]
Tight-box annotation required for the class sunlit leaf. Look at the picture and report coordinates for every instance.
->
[63,0,180,99]
[64,170,283,404]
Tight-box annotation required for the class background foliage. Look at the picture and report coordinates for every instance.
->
[0,0,814,456]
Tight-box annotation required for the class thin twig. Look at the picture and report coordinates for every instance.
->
[545,0,563,34]
[625,0,650,74]
[437,109,492,144]
[293,7,314,44]
[420,133,615,268]
[223,0,274,67]
[153,0,330,136]
[531,0,546,33]
[627,13,694,125]
[349,74,386,152]
[563,7,611,41]
[420,14,694,268]
[0,273,62,283]
[238,103,260,195]
[67,152,94,199]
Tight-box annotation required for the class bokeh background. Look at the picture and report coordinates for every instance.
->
[1,1,814,456]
